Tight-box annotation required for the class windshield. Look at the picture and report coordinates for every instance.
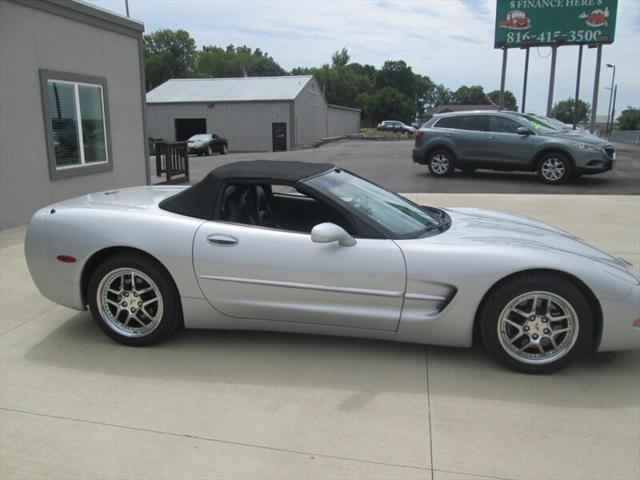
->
[305,170,441,237]
[189,134,210,141]
[517,115,558,134]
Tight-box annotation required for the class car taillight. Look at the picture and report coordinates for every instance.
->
[415,131,425,140]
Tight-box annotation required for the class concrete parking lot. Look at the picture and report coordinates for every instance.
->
[1,193,638,480]
[152,140,640,195]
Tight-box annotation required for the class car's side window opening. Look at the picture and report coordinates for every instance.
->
[219,182,355,235]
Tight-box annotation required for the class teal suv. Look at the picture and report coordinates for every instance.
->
[412,111,615,184]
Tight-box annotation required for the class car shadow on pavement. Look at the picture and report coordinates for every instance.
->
[419,170,623,189]
[24,312,640,410]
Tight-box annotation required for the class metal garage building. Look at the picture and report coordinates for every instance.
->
[146,76,361,152]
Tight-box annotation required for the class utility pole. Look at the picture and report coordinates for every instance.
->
[605,64,616,136]
[608,84,617,140]
[125,0,130,17]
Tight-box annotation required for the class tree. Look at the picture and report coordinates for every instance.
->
[487,90,518,111]
[451,85,486,105]
[357,87,415,124]
[375,60,416,100]
[617,107,640,130]
[196,44,286,78]
[144,29,197,90]
[551,98,590,124]
[432,84,453,107]
[331,48,350,67]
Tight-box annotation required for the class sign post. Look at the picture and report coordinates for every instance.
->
[521,46,530,112]
[589,43,603,134]
[546,46,558,116]
[573,44,583,130]
[499,47,508,109]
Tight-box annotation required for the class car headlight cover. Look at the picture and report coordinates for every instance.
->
[573,142,600,151]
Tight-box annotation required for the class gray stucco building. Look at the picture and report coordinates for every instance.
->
[0,0,149,229]
[146,76,360,152]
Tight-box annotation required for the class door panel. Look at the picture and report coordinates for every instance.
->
[193,221,406,331]
[272,122,287,152]
[484,116,534,166]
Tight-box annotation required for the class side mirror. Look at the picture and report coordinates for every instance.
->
[311,223,357,247]
[516,126,531,136]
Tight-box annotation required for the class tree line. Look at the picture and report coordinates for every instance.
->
[149,28,637,127]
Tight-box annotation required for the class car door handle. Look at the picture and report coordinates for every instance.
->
[487,135,497,140]
[207,234,239,247]
[445,133,454,137]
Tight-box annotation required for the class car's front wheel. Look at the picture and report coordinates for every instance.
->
[207,145,214,156]
[480,273,592,373]
[88,253,181,346]
[427,149,455,177]
[537,153,573,184]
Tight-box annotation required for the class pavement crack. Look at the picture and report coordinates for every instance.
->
[0,407,431,472]
[425,347,434,480]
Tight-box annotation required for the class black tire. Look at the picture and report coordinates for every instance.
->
[427,149,455,177]
[87,253,181,346]
[479,273,593,374]
[220,144,227,155]
[207,145,214,156]
[537,152,573,184]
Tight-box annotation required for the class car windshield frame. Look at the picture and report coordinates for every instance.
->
[303,169,448,239]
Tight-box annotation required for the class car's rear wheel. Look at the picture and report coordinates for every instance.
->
[220,144,227,155]
[427,149,455,177]
[88,253,181,346]
[537,153,573,184]
[480,273,592,374]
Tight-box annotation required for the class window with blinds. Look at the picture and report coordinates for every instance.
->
[46,79,108,168]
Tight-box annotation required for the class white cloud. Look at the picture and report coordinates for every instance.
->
[87,0,638,115]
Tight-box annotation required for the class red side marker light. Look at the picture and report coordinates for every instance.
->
[56,255,77,263]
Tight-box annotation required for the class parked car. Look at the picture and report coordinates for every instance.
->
[377,120,416,134]
[413,111,615,183]
[25,160,639,373]
[187,133,228,156]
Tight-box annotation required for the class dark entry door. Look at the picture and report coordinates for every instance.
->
[175,118,206,141]
[272,122,287,152]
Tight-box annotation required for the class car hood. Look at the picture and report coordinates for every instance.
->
[439,207,631,273]
[546,131,611,147]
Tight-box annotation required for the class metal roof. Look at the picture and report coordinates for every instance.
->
[146,76,313,104]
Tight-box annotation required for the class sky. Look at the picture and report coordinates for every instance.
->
[85,0,639,117]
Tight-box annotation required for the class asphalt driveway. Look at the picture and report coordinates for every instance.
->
[1,193,638,480]
[152,140,640,195]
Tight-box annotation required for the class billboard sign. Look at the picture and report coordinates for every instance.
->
[494,0,618,48]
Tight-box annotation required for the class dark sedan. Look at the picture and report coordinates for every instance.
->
[187,133,228,156]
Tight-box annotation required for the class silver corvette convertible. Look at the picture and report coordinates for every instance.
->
[25,160,639,373]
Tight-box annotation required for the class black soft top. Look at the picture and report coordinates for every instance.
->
[159,160,334,220]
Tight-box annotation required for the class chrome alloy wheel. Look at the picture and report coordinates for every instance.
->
[541,157,566,181]
[430,153,450,174]
[97,268,164,338]
[498,291,579,365]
